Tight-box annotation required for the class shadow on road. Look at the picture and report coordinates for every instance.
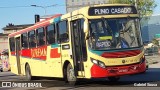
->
[0,68,159,90]
[60,68,160,90]
[0,71,16,78]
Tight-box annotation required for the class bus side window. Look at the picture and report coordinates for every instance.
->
[46,24,55,44]
[21,33,28,49]
[9,37,15,51]
[37,27,45,46]
[57,20,69,43]
[28,30,36,48]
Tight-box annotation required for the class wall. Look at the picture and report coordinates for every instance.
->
[0,36,8,50]
[141,15,160,43]
[66,0,109,12]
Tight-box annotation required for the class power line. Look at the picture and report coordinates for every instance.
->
[0,4,65,9]
[0,6,31,8]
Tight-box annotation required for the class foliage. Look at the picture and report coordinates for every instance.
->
[108,0,132,4]
[152,38,159,46]
[108,0,157,20]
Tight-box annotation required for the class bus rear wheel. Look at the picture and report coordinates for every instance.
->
[25,64,32,81]
[108,77,120,82]
[66,63,77,85]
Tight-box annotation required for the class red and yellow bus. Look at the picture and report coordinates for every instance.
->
[9,4,146,84]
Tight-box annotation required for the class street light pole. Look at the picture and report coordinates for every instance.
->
[31,4,57,15]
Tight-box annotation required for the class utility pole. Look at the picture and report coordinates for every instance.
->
[31,4,57,15]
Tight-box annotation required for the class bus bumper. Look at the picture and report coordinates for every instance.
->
[91,61,146,78]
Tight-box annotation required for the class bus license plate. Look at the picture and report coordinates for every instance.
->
[119,69,128,73]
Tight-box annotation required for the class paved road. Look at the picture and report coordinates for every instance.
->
[0,55,159,90]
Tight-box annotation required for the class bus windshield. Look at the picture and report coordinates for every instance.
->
[89,18,143,50]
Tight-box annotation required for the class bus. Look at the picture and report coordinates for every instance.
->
[8,4,146,84]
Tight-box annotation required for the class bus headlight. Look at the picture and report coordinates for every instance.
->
[140,55,145,64]
[91,58,106,68]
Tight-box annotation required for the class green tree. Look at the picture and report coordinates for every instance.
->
[108,0,157,20]
[152,38,159,46]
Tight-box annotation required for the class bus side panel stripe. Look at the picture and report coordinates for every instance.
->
[11,51,16,56]
[21,49,31,57]
[50,48,61,58]
[20,46,47,60]
[30,46,47,60]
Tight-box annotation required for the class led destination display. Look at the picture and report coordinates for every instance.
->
[88,6,137,16]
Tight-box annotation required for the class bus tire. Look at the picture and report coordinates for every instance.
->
[66,63,77,85]
[25,64,32,81]
[108,77,120,82]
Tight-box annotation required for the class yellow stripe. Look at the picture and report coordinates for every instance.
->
[99,36,112,40]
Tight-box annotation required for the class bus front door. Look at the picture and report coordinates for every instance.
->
[71,19,87,77]
[15,37,21,74]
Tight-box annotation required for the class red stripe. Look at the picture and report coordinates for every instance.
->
[50,48,61,58]
[21,49,31,57]
[101,50,141,58]
[11,51,16,55]
[8,14,62,37]
[91,61,146,78]
[11,46,47,60]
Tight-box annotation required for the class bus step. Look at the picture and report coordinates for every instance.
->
[78,71,85,77]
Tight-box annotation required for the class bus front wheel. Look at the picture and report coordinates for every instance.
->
[25,64,32,81]
[66,63,77,85]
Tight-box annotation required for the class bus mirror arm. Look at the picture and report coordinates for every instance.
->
[85,35,89,40]
[85,32,89,40]
[85,32,90,40]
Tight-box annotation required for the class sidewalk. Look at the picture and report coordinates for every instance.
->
[145,55,160,68]
[146,55,160,64]
[149,62,160,68]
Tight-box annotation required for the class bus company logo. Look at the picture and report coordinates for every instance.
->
[31,47,47,59]
[2,82,11,87]
[122,60,126,64]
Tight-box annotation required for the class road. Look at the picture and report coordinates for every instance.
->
[0,55,160,90]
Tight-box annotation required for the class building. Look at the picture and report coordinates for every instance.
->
[0,33,8,51]
[66,0,109,13]
[141,14,160,43]
[2,23,33,34]
[0,23,33,51]
[65,0,132,13]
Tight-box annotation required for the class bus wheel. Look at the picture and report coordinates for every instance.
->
[108,77,120,82]
[67,63,77,85]
[25,64,32,81]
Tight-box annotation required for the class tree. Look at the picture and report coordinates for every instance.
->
[108,0,157,20]
[152,38,159,46]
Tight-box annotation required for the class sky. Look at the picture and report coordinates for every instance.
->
[0,0,66,33]
[0,0,160,33]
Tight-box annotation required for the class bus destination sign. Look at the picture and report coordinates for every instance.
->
[88,6,137,16]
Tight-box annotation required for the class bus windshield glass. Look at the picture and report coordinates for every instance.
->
[89,18,143,50]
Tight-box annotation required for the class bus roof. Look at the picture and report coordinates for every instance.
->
[9,4,137,38]
[8,14,62,38]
